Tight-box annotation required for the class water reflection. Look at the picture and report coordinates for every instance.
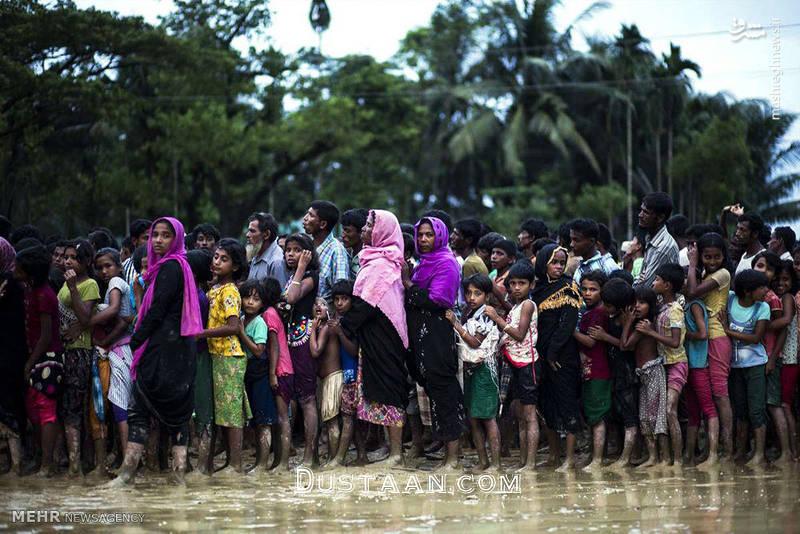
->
[1,461,798,531]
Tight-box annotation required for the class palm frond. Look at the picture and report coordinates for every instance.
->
[502,106,527,177]
[448,109,501,163]
[554,112,601,175]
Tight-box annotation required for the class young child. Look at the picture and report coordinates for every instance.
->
[58,239,100,476]
[199,238,249,474]
[489,239,517,312]
[649,263,688,466]
[485,261,539,471]
[239,279,274,473]
[90,247,135,475]
[261,277,294,471]
[590,278,637,469]
[573,270,611,471]
[752,250,793,463]
[685,232,734,456]
[281,233,320,467]
[793,245,800,281]
[15,245,63,477]
[684,282,719,467]
[447,273,502,472]
[721,269,770,466]
[131,245,148,311]
[776,260,799,459]
[186,248,215,474]
[622,287,669,468]
[326,279,367,468]
[310,297,342,461]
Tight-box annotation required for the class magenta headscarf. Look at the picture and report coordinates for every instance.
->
[354,210,409,348]
[411,217,460,308]
[131,217,203,379]
[0,237,14,273]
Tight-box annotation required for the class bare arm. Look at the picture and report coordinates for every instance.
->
[69,290,97,326]
[330,320,358,355]
[588,325,621,348]
[200,315,240,339]
[268,335,280,390]
[285,251,315,305]
[238,321,266,357]
[90,288,121,326]
[486,301,534,342]
[620,315,642,351]
[95,316,128,348]
[310,322,329,358]
[24,313,52,380]
[639,321,682,348]
[574,330,596,348]
[724,319,768,344]
[768,295,794,331]
[685,303,708,341]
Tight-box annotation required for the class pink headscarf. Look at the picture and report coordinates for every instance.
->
[131,217,203,379]
[353,210,409,349]
[0,237,14,273]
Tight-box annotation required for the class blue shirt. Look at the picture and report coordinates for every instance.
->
[727,292,770,368]
[316,232,350,302]
[684,300,709,369]
[340,346,357,384]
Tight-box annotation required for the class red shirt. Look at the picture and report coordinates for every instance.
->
[25,284,63,353]
[763,289,783,357]
[579,305,611,380]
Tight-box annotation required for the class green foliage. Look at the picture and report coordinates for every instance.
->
[0,0,797,240]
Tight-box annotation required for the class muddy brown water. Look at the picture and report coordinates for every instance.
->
[1,455,799,532]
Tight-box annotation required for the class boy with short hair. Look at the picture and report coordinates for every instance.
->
[590,278,637,468]
[573,270,611,470]
[325,280,367,467]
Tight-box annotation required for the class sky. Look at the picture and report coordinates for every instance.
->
[76,0,800,221]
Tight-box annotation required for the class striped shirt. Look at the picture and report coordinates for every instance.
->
[316,232,350,301]
[634,225,679,289]
[573,251,619,285]
[122,257,138,288]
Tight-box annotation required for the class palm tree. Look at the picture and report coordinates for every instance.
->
[658,43,701,195]
[449,0,610,184]
[610,24,655,237]
[734,100,800,221]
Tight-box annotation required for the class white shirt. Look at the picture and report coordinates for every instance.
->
[736,247,765,275]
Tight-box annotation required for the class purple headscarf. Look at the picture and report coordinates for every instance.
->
[131,217,203,379]
[411,217,460,308]
[0,237,14,273]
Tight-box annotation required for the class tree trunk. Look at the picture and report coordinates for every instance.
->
[667,127,674,197]
[606,151,614,235]
[172,155,179,216]
[626,104,633,240]
[654,132,661,191]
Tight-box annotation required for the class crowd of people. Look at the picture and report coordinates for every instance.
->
[0,192,799,485]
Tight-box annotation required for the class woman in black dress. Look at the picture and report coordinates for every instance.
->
[531,244,582,471]
[340,209,409,467]
[108,217,203,486]
[0,238,27,475]
[404,216,466,470]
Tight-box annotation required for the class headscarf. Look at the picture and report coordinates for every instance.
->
[0,237,15,273]
[411,217,460,308]
[354,210,408,348]
[131,217,203,379]
[530,243,581,310]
